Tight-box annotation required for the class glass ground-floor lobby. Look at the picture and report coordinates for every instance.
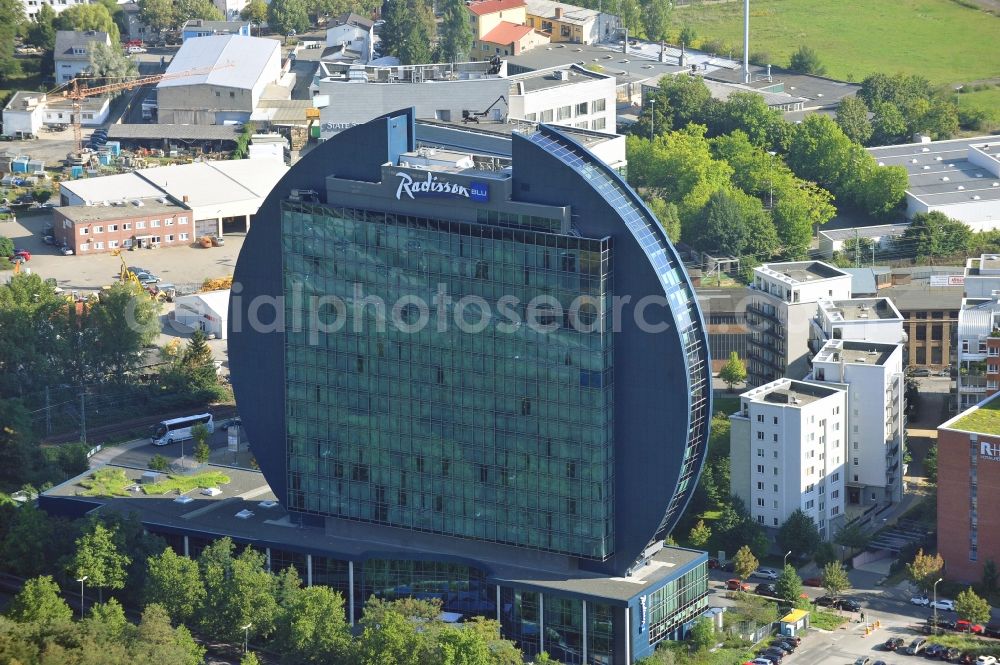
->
[41,464,709,664]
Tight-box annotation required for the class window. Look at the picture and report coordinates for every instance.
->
[805,499,814,509]
[109,224,118,232]
[756,497,764,507]
[757,414,764,422]
[832,472,840,482]
[93,241,103,249]
[773,433,778,442]
[79,243,90,251]
[593,98,606,112]
[773,417,778,424]
[557,106,572,120]
[136,221,146,229]
[757,448,764,457]
[757,431,764,440]
[229,91,235,98]
[773,467,779,475]
[108,240,118,249]
[165,219,174,226]
[151,219,160,227]
[166,234,174,242]
[757,515,765,524]
[831,489,839,499]
[94,226,103,233]
[592,117,606,130]
[756,481,764,490]
[178,217,188,224]
[773,517,779,526]
[541,109,553,122]
[179,233,189,241]
[773,484,778,492]
[79,227,89,235]
[756,464,764,474]
[831,506,840,515]
[575,102,588,116]
[123,222,131,230]
[853,457,859,466]
[525,112,537,122]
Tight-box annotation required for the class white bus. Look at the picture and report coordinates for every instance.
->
[151,413,214,446]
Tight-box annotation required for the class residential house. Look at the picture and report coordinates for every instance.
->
[54,30,111,84]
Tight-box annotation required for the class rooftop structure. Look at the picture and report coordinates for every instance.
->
[525,0,599,25]
[812,339,898,367]
[56,199,185,223]
[868,136,1000,230]
[700,78,806,111]
[467,0,527,15]
[817,222,910,259]
[818,298,902,322]
[743,379,840,407]
[158,34,280,90]
[703,63,860,112]
[181,19,252,40]
[755,261,850,286]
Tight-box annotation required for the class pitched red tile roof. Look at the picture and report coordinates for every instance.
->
[480,21,533,44]
[468,0,526,16]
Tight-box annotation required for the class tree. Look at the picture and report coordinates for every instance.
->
[437,0,472,63]
[137,0,176,32]
[688,519,711,547]
[275,586,353,664]
[645,196,681,241]
[688,616,715,651]
[641,0,671,42]
[174,0,223,23]
[834,521,871,551]
[0,236,13,259]
[871,101,908,145]
[149,454,170,471]
[955,587,991,626]
[6,576,73,627]
[689,188,779,259]
[0,0,24,81]
[814,541,838,568]
[836,96,873,145]
[924,444,938,484]
[719,352,747,392]
[732,545,758,583]
[242,653,262,665]
[820,562,850,599]
[87,41,138,82]
[76,282,161,383]
[984,560,999,596]
[71,521,132,602]
[86,597,129,642]
[27,4,57,50]
[192,422,211,464]
[898,211,972,258]
[788,45,825,75]
[131,603,207,665]
[268,0,310,37]
[240,0,268,24]
[775,565,803,604]
[145,548,206,624]
[715,496,768,558]
[776,509,821,560]
[54,3,120,42]
[709,91,783,149]
[678,25,696,46]
[198,539,279,642]
[906,549,945,593]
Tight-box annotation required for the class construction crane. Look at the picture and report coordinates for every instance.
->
[58,62,234,151]
[110,248,142,288]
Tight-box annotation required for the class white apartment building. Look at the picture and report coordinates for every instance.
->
[809,340,906,507]
[809,297,906,355]
[955,255,1000,409]
[730,379,847,540]
[20,0,88,19]
[508,64,615,132]
[746,261,852,387]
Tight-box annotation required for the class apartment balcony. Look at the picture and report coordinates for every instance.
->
[746,302,783,325]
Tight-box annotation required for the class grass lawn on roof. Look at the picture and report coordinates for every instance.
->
[950,397,1000,435]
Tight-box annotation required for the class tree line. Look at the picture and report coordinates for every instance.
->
[0,506,542,665]
[627,74,910,263]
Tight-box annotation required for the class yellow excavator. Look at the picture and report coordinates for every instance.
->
[110,249,170,301]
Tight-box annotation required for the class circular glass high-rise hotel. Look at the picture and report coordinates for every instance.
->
[229,109,711,663]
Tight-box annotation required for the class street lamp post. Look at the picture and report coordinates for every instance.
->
[242,623,252,654]
[933,577,943,635]
[76,575,88,619]
[783,550,792,568]
[649,98,656,139]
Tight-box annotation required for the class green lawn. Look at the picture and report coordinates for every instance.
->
[78,468,132,497]
[0,56,46,109]
[949,395,1000,435]
[713,395,741,416]
[809,609,847,631]
[958,86,1000,130]
[674,0,1000,85]
[142,472,231,495]
[927,633,998,657]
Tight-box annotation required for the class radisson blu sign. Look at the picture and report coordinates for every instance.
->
[395,172,489,203]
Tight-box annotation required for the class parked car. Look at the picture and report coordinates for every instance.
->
[750,659,772,665]
[211,235,225,246]
[835,598,861,612]
[907,638,927,655]
[754,654,779,665]
[956,620,985,634]
[945,647,962,661]
[985,624,1000,639]
[781,636,801,646]
[752,568,780,580]
[127,45,147,53]
[60,245,74,255]
[12,249,30,261]
[854,657,870,665]
[910,594,930,606]
[976,657,998,665]
[135,272,160,284]
[909,367,932,376]
[707,558,721,569]
[872,661,887,665]
[722,560,735,572]
[769,639,795,653]
[931,599,956,611]
[755,583,778,597]
[42,235,55,245]
[803,576,822,587]
[925,644,947,658]
[758,648,784,663]
[815,596,835,607]
[127,266,149,275]
[883,637,904,651]
[726,579,751,592]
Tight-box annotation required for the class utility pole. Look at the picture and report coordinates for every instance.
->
[80,390,87,444]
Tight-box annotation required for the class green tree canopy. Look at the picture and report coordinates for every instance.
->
[733,545,758,582]
[145,547,206,624]
[836,96,873,145]
[437,0,472,63]
[137,0,176,32]
[275,586,353,664]
[641,0,671,42]
[268,0,310,36]
[54,3,120,42]
[0,0,25,80]
[775,564,803,603]
[776,509,821,560]
[688,519,711,547]
[821,561,850,599]
[240,0,268,23]
[70,521,132,602]
[955,587,991,625]
[87,41,139,82]
[198,539,279,642]
[174,0,223,23]
[26,4,57,49]
[897,211,972,258]
[719,352,747,391]
[6,575,73,627]
[906,548,945,594]
[689,616,715,651]
[788,45,825,75]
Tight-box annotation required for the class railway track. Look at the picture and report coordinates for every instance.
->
[41,404,238,446]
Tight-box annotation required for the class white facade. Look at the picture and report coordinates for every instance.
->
[810,298,906,348]
[174,290,231,339]
[42,97,110,127]
[730,378,847,540]
[964,254,1000,299]
[1,92,45,138]
[19,0,89,19]
[746,261,853,387]
[325,23,374,63]
[809,340,906,507]
[508,65,615,133]
[54,30,111,84]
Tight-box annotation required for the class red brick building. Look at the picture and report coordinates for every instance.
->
[53,199,193,254]
[937,392,1000,583]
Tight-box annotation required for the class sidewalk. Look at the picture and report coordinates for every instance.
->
[87,438,148,468]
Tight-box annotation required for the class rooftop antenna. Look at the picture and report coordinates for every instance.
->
[743,0,750,83]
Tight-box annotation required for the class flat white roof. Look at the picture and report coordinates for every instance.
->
[158,35,279,90]
[61,172,163,205]
[136,160,288,208]
[176,289,230,318]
